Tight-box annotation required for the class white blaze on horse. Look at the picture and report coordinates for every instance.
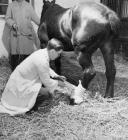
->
[38,0,120,104]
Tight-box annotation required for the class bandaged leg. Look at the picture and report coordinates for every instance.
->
[55,80,86,104]
[71,80,86,104]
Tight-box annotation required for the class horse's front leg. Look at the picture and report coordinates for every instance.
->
[70,52,96,105]
[100,41,116,98]
[78,53,96,89]
[55,56,61,75]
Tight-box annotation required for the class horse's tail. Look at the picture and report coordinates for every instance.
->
[106,10,120,36]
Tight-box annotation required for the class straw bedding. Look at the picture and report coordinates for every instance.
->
[0,51,128,140]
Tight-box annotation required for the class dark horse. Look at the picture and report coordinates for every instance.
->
[38,0,120,98]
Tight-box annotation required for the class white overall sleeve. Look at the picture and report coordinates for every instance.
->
[36,63,58,93]
[49,68,59,78]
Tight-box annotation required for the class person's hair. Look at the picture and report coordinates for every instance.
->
[47,38,64,51]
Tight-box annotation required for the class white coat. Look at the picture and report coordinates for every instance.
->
[0,48,59,115]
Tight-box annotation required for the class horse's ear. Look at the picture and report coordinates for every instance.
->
[43,0,46,4]
[52,0,56,4]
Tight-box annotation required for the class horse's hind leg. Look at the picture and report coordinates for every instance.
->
[78,53,96,89]
[100,41,116,98]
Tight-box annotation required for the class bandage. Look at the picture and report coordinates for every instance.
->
[71,80,86,104]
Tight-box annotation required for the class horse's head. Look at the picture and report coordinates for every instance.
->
[71,2,120,53]
[40,0,56,21]
[43,0,56,11]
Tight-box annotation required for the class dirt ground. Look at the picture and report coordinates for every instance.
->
[1,50,128,140]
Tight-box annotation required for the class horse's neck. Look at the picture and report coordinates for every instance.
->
[40,7,47,22]
[40,4,64,23]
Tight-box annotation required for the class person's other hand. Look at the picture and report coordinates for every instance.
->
[58,80,65,88]
[12,23,18,31]
[54,75,66,82]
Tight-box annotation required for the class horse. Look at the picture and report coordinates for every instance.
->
[38,0,120,98]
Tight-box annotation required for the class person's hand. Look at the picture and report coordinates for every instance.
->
[54,75,66,82]
[12,23,18,31]
[57,75,66,81]
[58,80,65,88]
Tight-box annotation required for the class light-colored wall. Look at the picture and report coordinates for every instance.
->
[57,0,100,8]
[0,0,100,58]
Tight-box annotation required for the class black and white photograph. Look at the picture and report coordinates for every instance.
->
[0,0,128,139]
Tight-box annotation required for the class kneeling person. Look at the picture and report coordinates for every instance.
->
[0,38,65,116]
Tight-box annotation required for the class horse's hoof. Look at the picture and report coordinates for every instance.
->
[69,98,78,105]
[104,95,113,98]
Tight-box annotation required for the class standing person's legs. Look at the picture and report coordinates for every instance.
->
[18,55,29,64]
[10,55,29,71]
[9,55,19,71]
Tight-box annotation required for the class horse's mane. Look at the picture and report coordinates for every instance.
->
[52,3,64,9]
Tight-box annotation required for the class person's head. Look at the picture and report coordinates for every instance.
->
[47,38,64,60]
